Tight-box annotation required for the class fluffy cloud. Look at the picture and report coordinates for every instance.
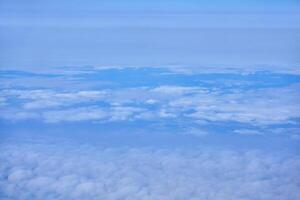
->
[1,84,300,126]
[172,85,300,125]
[0,139,299,200]
[2,90,105,109]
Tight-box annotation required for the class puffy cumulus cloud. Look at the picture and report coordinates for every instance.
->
[0,140,300,200]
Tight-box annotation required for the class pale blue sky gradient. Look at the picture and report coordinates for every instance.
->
[1,0,300,71]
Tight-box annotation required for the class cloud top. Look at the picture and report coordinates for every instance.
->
[1,139,300,200]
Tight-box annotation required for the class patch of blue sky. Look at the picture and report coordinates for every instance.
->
[0,70,60,78]
[2,67,297,90]
[74,67,300,89]
[1,119,299,156]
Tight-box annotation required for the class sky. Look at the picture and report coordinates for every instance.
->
[0,1,300,199]
[1,0,300,12]
[1,0,300,70]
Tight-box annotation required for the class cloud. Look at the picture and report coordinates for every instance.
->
[42,107,107,123]
[151,86,200,95]
[267,128,300,140]
[1,67,299,133]
[0,139,299,200]
[182,128,210,137]
[234,129,263,136]
[41,106,147,123]
[1,84,300,127]
[0,97,7,107]
[109,106,145,121]
[21,90,105,109]
[0,110,40,121]
[174,84,300,125]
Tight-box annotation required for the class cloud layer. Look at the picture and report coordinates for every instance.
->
[1,84,299,126]
[0,138,299,200]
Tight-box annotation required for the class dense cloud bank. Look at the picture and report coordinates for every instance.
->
[1,139,299,200]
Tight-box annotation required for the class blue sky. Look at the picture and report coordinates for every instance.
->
[1,0,300,12]
[0,1,300,199]
[1,0,300,70]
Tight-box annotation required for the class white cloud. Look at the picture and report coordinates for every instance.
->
[182,128,210,137]
[109,106,145,121]
[0,140,299,200]
[174,85,300,125]
[25,91,105,109]
[151,86,200,95]
[2,90,106,109]
[145,99,158,105]
[42,107,107,123]
[1,84,299,127]
[158,108,177,118]
[40,106,147,123]
[267,128,300,140]
[234,129,263,136]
